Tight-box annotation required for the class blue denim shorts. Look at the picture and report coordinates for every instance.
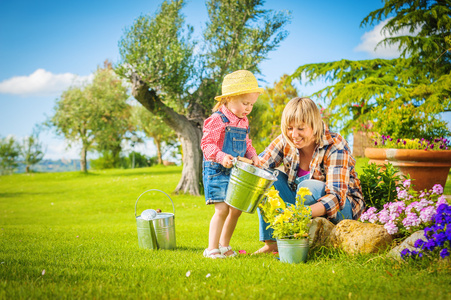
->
[203,161,231,204]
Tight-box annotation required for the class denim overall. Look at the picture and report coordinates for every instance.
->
[203,111,249,204]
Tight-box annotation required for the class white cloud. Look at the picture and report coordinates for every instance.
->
[354,18,419,59]
[0,69,93,97]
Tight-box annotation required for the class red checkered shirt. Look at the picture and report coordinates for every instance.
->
[201,105,258,164]
[259,123,365,220]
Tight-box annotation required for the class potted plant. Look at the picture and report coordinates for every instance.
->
[259,187,312,263]
[364,135,451,191]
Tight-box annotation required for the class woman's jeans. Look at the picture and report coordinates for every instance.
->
[257,171,353,242]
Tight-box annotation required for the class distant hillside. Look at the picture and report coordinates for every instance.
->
[16,159,89,173]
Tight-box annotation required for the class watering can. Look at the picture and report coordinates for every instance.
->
[135,189,176,250]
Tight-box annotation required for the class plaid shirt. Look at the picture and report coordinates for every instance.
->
[259,124,365,220]
[201,105,258,163]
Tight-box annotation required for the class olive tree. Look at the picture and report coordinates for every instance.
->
[117,0,290,195]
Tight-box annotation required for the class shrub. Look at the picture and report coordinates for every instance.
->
[359,162,406,210]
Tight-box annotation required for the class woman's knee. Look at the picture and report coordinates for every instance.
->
[297,179,326,205]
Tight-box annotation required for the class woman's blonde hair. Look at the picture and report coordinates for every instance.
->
[281,97,324,148]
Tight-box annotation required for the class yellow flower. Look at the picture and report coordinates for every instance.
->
[266,189,279,199]
[297,187,312,200]
[274,209,293,224]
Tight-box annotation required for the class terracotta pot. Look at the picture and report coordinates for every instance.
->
[364,148,451,191]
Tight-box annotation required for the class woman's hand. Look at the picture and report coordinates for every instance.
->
[221,154,234,168]
[251,155,261,167]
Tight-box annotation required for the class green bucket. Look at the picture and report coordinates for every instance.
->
[225,159,278,213]
[277,238,309,263]
[135,189,176,250]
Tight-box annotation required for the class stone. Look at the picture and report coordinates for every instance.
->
[387,230,426,260]
[329,220,393,254]
[308,217,335,249]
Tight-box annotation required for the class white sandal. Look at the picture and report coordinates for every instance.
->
[219,244,237,257]
[203,248,225,259]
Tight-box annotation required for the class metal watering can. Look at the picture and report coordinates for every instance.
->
[135,189,176,250]
[225,157,279,213]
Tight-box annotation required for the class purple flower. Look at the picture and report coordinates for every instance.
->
[400,248,411,259]
[414,239,425,249]
[440,248,450,258]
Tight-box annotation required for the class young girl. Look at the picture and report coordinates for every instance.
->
[201,70,263,258]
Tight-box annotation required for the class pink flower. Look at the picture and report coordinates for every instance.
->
[378,210,390,224]
[432,184,444,195]
[402,212,421,230]
[436,195,447,207]
[419,206,436,223]
[403,179,411,188]
[384,221,398,235]
[360,207,378,223]
[396,188,408,200]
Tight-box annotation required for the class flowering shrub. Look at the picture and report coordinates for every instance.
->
[259,187,312,239]
[360,179,448,236]
[400,203,451,260]
[372,134,450,150]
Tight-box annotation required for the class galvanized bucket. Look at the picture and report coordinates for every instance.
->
[277,238,309,263]
[225,159,278,213]
[135,189,176,250]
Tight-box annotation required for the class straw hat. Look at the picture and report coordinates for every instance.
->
[214,70,264,101]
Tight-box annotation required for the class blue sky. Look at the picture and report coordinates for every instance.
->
[0,0,406,160]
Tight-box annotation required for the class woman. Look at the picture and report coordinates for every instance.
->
[255,97,365,253]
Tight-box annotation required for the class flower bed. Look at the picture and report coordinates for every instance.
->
[360,179,447,235]
[360,179,450,259]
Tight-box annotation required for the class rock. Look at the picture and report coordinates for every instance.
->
[387,230,426,260]
[308,217,335,249]
[329,220,393,254]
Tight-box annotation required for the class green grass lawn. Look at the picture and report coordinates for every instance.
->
[1,165,450,299]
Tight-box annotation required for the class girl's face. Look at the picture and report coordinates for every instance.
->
[287,122,316,149]
[226,93,259,118]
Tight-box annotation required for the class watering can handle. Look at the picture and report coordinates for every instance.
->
[233,157,279,179]
[134,189,175,218]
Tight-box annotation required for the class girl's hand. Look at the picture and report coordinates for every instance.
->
[252,156,261,167]
[222,154,234,168]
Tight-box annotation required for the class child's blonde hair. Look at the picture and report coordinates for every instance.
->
[281,97,324,147]
[212,97,228,112]
[212,94,249,112]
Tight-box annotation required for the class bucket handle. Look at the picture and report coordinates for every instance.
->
[135,189,175,218]
[233,158,279,179]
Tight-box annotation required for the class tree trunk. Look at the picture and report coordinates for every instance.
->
[26,165,30,173]
[154,137,163,165]
[131,73,203,195]
[81,147,88,172]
